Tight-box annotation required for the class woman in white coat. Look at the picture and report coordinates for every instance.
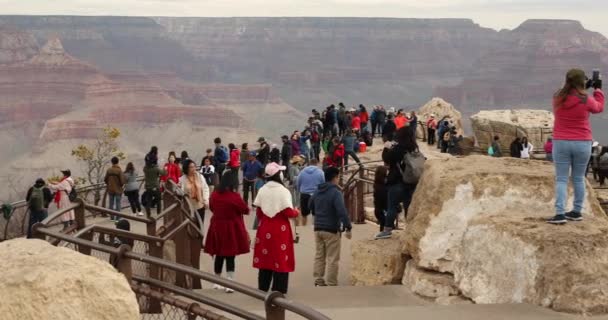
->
[520,137,534,159]
[49,169,75,229]
[179,159,210,228]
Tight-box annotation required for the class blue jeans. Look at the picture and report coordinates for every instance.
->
[384,183,416,229]
[553,140,591,216]
[109,193,122,219]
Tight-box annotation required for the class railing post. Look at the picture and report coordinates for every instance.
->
[265,292,286,320]
[74,199,86,231]
[31,222,45,241]
[115,244,133,282]
[356,169,365,224]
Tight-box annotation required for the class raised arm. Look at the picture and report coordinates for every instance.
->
[588,89,605,114]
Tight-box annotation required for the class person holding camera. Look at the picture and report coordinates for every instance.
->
[547,69,604,224]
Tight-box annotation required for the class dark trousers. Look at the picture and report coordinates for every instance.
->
[313,143,321,161]
[384,183,416,229]
[599,170,608,186]
[258,269,289,294]
[229,167,240,189]
[216,163,227,179]
[427,128,436,145]
[144,189,162,215]
[124,190,141,213]
[214,256,235,274]
[374,208,386,232]
[196,208,205,230]
[27,209,48,238]
[371,120,378,137]
[243,179,256,205]
[441,141,449,153]
[344,150,361,167]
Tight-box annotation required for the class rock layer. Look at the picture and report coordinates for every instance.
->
[0,239,139,320]
[402,260,459,298]
[351,236,408,286]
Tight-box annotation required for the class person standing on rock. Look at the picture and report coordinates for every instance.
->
[26,178,53,238]
[124,162,143,216]
[491,136,503,157]
[426,114,437,146]
[375,127,420,239]
[205,173,250,294]
[509,138,522,158]
[520,137,534,159]
[382,114,397,142]
[143,147,166,215]
[296,158,325,226]
[548,68,604,224]
[544,137,553,162]
[49,169,76,229]
[104,156,126,221]
[253,163,298,294]
[373,166,388,231]
[310,166,352,286]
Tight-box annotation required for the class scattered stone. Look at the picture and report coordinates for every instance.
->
[402,260,459,298]
[470,109,553,156]
[351,236,408,286]
[0,239,140,320]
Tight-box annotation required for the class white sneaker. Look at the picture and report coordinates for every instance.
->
[213,284,225,290]
[225,287,234,294]
[137,212,144,216]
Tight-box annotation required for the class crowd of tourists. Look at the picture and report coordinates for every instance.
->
[22,68,604,294]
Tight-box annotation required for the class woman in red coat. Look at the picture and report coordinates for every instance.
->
[205,174,250,293]
[252,162,298,294]
[161,152,181,188]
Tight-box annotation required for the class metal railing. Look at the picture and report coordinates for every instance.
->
[24,179,329,320]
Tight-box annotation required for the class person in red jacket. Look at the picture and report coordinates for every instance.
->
[161,152,181,190]
[205,174,250,293]
[351,112,361,135]
[394,110,408,130]
[331,137,345,169]
[359,104,369,132]
[252,162,298,294]
[227,143,241,189]
[548,69,604,225]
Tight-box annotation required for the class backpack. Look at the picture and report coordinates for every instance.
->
[600,153,608,169]
[487,146,494,156]
[398,151,426,184]
[29,187,44,211]
[443,131,451,142]
[68,186,78,202]
[217,145,229,163]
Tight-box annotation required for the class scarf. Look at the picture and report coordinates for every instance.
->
[253,181,293,218]
[187,174,202,203]
[54,177,68,205]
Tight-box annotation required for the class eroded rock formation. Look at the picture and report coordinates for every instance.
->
[351,237,407,286]
[0,238,139,320]
[416,98,463,139]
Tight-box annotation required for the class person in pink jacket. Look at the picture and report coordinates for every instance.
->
[548,69,604,224]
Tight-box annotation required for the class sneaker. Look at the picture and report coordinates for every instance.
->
[137,212,144,217]
[565,211,583,221]
[225,287,234,294]
[374,231,392,240]
[213,284,225,290]
[547,215,567,225]
[315,282,327,287]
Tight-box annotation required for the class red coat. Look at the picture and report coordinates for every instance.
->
[161,163,181,184]
[204,191,250,257]
[360,111,369,124]
[351,116,361,130]
[229,149,241,168]
[253,207,298,272]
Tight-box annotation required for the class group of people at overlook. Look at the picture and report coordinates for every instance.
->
[22,68,605,294]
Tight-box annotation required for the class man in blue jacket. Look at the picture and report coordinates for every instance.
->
[296,159,325,226]
[309,167,352,287]
[242,151,264,205]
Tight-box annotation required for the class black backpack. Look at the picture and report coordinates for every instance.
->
[68,188,78,202]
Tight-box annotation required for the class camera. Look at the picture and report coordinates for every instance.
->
[586,69,602,90]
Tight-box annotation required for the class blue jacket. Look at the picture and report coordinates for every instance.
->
[342,135,357,152]
[300,135,311,154]
[310,182,352,233]
[296,166,325,195]
[242,160,264,181]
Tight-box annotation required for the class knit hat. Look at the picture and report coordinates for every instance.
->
[566,68,587,89]
[257,137,266,143]
[264,162,286,177]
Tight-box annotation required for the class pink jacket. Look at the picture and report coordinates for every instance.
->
[553,89,604,141]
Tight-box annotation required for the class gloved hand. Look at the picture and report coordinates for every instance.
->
[593,79,603,90]
[344,230,352,240]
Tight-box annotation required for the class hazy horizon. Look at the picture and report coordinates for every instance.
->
[0,0,606,37]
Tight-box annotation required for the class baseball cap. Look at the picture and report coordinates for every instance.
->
[264,162,286,177]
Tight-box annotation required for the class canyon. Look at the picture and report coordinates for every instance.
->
[0,16,606,199]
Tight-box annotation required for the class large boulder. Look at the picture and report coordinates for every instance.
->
[0,239,140,320]
[416,98,463,139]
[470,109,553,155]
[402,155,608,314]
[351,236,408,286]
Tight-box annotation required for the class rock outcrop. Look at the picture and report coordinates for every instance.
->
[402,260,459,298]
[403,155,608,314]
[470,109,553,154]
[0,238,139,320]
[351,236,408,286]
[416,98,463,139]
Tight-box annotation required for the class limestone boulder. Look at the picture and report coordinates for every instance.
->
[470,109,553,156]
[416,97,463,139]
[402,260,459,298]
[403,155,608,314]
[351,236,408,286]
[0,239,139,320]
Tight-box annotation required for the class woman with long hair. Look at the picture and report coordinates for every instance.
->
[375,127,419,239]
[179,159,210,227]
[252,163,298,294]
[49,169,75,229]
[228,143,241,189]
[373,165,388,232]
[547,69,604,224]
[124,162,142,216]
[205,174,250,293]
[520,137,534,159]
[161,151,181,188]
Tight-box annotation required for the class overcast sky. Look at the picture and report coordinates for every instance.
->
[1,0,606,36]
